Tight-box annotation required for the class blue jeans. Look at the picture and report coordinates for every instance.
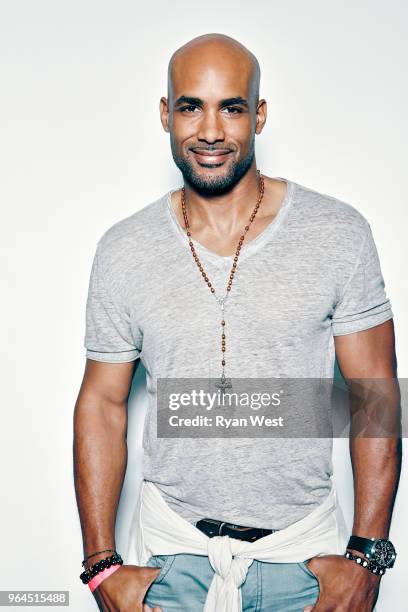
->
[143,553,319,611]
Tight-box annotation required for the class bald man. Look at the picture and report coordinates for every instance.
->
[74,33,400,612]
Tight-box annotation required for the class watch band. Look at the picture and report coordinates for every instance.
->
[348,535,376,557]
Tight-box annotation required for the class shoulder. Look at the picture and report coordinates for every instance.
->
[290,180,371,245]
[94,192,170,268]
[98,193,168,248]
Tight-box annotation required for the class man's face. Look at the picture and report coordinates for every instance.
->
[161,51,266,195]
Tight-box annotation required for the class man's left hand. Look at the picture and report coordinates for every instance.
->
[303,554,381,612]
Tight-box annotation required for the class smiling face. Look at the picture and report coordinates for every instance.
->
[160,34,267,195]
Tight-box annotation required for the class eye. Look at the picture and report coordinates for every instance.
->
[222,106,243,114]
[180,105,200,113]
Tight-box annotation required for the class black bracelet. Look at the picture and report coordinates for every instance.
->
[82,549,117,567]
[79,552,123,584]
[344,551,386,575]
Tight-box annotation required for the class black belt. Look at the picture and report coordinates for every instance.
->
[195,518,278,542]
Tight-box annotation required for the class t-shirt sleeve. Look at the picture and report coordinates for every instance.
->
[84,242,142,362]
[331,222,393,336]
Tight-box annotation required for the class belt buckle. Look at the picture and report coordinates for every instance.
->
[219,521,255,541]
[218,522,227,536]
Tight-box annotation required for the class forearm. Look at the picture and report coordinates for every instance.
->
[73,392,128,565]
[348,375,402,538]
[350,436,401,538]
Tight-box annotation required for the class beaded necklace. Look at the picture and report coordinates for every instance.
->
[181,170,265,392]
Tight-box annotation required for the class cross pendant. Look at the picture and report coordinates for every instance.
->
[215,372,232,394]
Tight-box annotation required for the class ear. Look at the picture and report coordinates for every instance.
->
[160,97,170,133]
[255,99,267,135]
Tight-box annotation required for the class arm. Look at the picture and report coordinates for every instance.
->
[73,359,162,612]
[304,320,402,612]
[73,358,134,565]
[335,319,402,542]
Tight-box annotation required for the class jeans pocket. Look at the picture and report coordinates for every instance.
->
[145,554,176,584]
[297,560,319,582]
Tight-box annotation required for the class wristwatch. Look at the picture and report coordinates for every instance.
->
[347,535,397,569]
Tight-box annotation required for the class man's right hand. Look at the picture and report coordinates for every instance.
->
[92,564,163,612]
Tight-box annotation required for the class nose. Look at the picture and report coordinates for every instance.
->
[196,109,225,143]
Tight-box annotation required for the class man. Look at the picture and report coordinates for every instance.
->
[73,33,401,611]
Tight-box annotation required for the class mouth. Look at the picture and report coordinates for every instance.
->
[190,148,233,165]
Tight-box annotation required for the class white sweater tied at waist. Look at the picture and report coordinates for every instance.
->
[126,479,349,612]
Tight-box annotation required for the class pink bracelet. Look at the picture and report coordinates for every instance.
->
[88,564,121,592]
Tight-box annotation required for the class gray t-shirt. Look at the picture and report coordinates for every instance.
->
[84,177,393,529]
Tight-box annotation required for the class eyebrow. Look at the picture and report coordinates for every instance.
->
[174,95,249,108]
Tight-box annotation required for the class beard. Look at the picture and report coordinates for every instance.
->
[170,137,256,196]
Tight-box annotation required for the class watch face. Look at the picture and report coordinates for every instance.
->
[372,539,396,568]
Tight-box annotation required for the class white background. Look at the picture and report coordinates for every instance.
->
[1,1,407,610]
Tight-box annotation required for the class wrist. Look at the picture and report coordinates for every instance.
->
[82,545,117,569]
[80,552,123,585]
[346,547,366,558]
[346,535,396,570]
[344,550,386,576]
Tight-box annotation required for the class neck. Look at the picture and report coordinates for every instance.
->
[182,165,261,236]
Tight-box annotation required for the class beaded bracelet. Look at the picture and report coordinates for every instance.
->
[82,548,117,567]
[344,551,386,575]
[80,552,123,584]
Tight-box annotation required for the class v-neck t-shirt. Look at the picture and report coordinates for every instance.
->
[83,177,393,529]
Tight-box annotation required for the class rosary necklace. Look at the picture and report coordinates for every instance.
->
[181,169,265,393]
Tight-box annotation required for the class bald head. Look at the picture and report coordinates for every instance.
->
[161,33,267,195]
[167,33,260,106]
